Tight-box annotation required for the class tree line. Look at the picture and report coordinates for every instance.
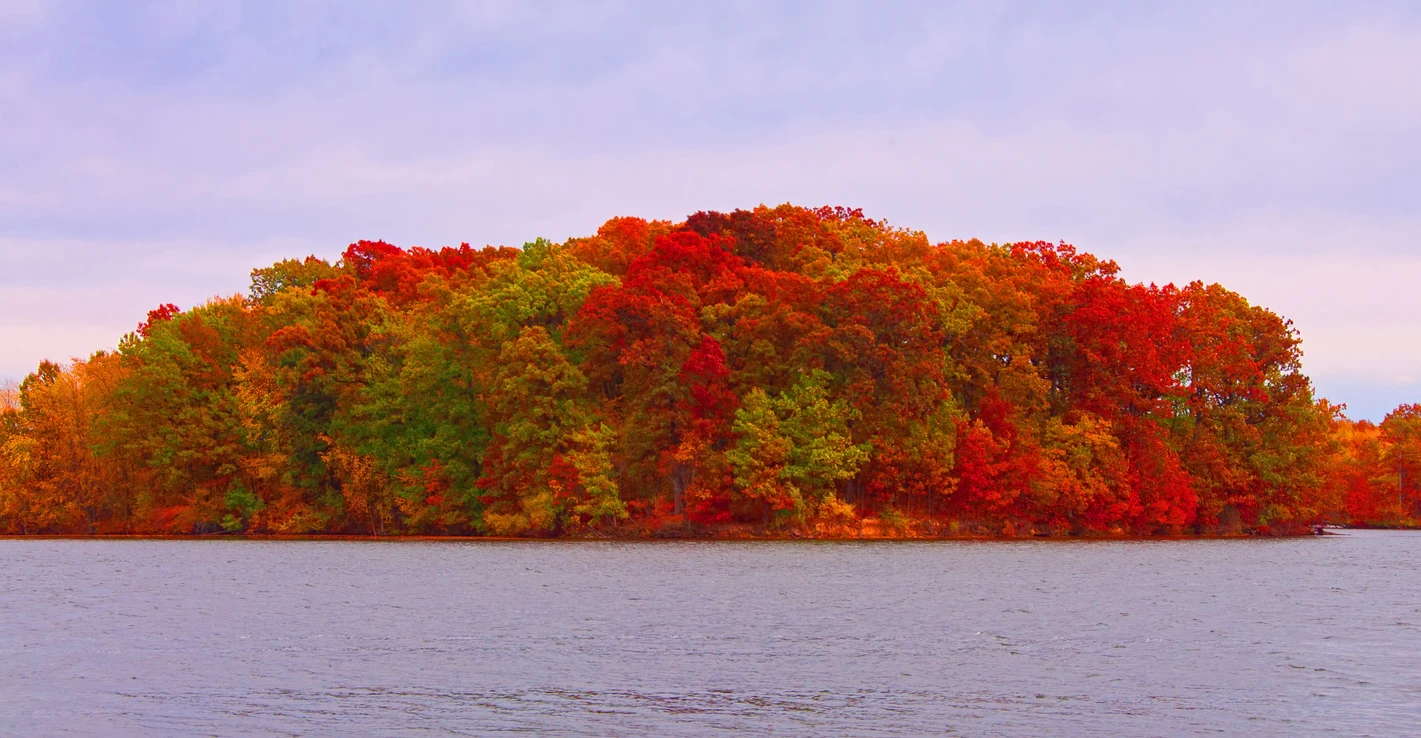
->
[2,205,1418,536]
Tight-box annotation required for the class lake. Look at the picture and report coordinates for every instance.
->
[2,531,1418,736]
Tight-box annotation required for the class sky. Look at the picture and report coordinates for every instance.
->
[1,0,1418,420]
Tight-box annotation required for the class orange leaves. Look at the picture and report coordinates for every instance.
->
[567,216,671,276]
[3,203,1398,537]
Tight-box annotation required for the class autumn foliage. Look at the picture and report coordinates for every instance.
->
[1,205,1415,536]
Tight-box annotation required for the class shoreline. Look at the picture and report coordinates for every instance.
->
[0,531,1341,542]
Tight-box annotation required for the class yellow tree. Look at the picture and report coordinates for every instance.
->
[0,379,30,532]
[5,357,129,533]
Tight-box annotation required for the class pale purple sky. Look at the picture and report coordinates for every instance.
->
[2,1,1418,419]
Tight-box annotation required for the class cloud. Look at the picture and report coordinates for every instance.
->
[0,235,329,381]
[1115,226,1421,379]
[1,1,1419,419]
[0,0,45,22]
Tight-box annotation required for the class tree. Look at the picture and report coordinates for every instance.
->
[478,326,592,536]
[1381,404,1421,521]
[728,370,870,527]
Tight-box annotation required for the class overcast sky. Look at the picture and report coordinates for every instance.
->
[2,1,1418,420]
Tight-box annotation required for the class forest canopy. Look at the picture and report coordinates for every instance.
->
[2,204,1417,537]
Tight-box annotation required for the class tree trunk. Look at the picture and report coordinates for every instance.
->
[671,461,691,517]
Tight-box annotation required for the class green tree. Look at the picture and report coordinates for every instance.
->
[729,370,870,525]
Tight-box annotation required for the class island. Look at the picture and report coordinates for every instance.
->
[2,205,1418,538]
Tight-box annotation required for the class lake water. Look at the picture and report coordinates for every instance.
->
[2,532,1418,736]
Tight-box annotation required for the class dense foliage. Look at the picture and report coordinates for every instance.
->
[2,206,1416,536]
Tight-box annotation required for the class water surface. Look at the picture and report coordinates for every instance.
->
[2,532,1418,736]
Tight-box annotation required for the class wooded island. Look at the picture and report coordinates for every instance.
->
[2,205,1417,537]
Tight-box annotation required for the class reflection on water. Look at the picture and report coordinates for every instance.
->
[2,532,1419,736]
